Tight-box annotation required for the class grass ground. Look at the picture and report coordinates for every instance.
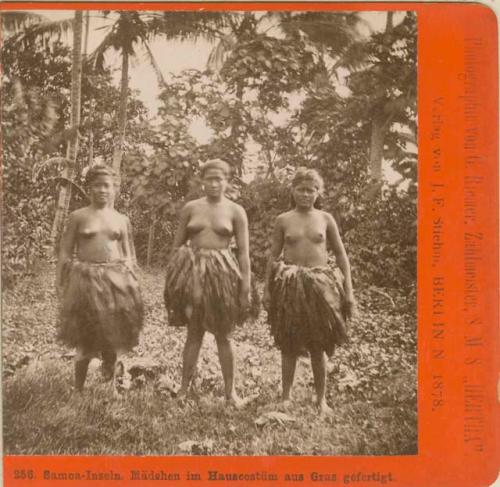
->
[2,265,417,455]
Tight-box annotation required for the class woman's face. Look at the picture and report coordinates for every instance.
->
[89,174,115,207]
[203,168,228,198]
[293,180,320,209]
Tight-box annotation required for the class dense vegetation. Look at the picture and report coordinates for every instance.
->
[2,10,416,290]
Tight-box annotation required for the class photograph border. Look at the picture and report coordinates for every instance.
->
[1,2,498,486]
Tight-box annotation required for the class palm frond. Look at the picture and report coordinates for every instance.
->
[32,157,72,182]
[206,33,237,72]
[1,11,48,36]
[88,28,116,70]
[51,176,88,199]
[3,17,74,46]
[142,39,167,88]
[280,12,363,53]
[330,38,372,74]
[149,11,233,41]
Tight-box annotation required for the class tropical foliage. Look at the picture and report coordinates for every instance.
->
[2,10,417,290]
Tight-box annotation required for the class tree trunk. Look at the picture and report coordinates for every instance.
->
[112,50,129,175]
[83,10,90,57]
[146,219,156,268]
[230,80,244,176]
[88,125,94,167]
[367,11,394,187]
[83,11,95,169]
[51,11,83,248]
[385,11,394,32]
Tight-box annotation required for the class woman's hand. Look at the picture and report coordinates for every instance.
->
[125,259,140,280]
[343,293,357,320]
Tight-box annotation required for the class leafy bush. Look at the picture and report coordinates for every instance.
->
[239,175,291,276]
[345,187,417,290]
[1,83,58,287]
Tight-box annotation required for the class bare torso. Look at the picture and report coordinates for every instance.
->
[265,189,355,320]
[280,209,329,267]
[186,198,236,249]
[73,207,128,262]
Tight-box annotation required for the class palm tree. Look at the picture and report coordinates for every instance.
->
[4,9,230,255]
[268,11,416,189]
[86,11,230,265]
[51,10,84,243]
[2,10,85,244]
[1,11,74,46]
[203,12,365,177]
[90,12,145,173]
[369,12,416,186]
[91,11,230,175]
[344,12,417,189]
[1,11,46,34]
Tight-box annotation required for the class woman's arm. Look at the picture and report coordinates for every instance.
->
[325,213,356,317]
[121,215,138,268]
[55,211,78,296]
[234,205,251,308]
[263,215,285,308]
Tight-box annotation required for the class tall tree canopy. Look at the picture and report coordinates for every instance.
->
[2,10,417,290]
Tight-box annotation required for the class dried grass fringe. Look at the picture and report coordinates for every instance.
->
[164,245,247,335]
[268,261,348,356]
[58,260,144,354]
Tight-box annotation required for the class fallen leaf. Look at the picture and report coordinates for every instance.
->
[255,411,296,426]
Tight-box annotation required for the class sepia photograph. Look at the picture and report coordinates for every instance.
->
[2,8,417,456]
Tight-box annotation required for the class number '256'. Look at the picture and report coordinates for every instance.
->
[14,470,34,480]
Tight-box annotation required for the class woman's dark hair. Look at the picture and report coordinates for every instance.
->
[85,164,119,187]
[200,159,231,178]
[290,167,325,209]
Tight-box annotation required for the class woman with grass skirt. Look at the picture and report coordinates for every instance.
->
[263,167,355,416]
[164,159,252,408]
[56,164,143,393]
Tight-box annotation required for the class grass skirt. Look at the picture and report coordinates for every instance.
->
[164,246,244,335]
[268,261,348,356]
[58,260,144,354]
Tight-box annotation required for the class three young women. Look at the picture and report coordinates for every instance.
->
[57,162,355,414]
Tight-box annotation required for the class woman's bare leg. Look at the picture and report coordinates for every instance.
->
[310,348,332,415]
[112,348,128,396]
[74,347,91,392]
[214,333,239,403]
[281,351,297,404]
[215,333,256,408]
[101,346,117,382]
[177,324,205,398]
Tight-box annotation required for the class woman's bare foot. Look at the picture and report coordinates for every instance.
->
[227,392,258,409]
[101,361,114,382]
[317,400,333,417]
[112,360,125,397]
[101,350,117,382]
[176,387,189,401]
